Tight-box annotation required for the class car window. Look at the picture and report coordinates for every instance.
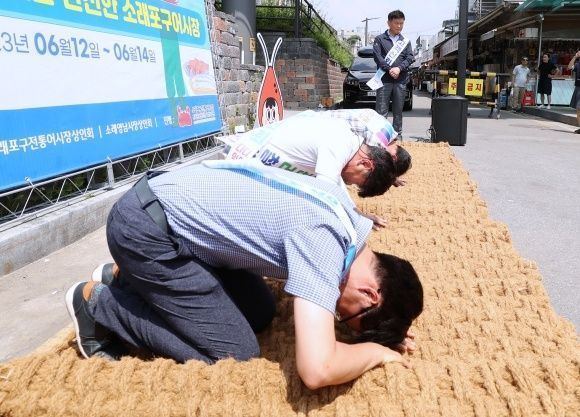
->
[350,56,377,72]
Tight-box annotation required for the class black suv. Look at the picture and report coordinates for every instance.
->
[342,46,413,110]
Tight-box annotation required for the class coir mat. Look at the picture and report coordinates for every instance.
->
[1,142,578,417]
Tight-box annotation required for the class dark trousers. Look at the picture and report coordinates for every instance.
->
[93,188,276,363]
[376,81,405,135]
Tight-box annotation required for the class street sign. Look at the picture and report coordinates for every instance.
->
[448,78,484,97]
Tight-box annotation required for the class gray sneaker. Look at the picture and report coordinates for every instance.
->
[93,341,129,361]
[92,263,116,286]
[65,282,112,359]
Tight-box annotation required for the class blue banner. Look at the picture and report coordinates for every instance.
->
[0,0,222,191]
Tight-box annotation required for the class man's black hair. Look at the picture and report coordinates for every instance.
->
[265,97,277,108]
[388,10,405,21]
[358,253,423,349]
[357,145,396,198]
[394,146,412,178]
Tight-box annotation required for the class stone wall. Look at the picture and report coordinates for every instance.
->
[260,33,344,109]
[211,10,263,132]
[210,6,345,123]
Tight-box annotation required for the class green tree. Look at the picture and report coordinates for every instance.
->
[346,34,361,48]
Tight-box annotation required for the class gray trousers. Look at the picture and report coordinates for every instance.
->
[512,86,526,110]
[376,81,405,135]
[93,188,276,363]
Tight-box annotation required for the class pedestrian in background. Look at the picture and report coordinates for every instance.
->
[568,50,580,134]
[512,57,530,113]
[537,53,557,109]
[372,9,415,139]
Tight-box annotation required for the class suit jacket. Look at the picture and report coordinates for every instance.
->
[372,31,415,84]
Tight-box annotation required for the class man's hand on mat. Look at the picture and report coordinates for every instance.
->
[355,209,386,229]
[380,347,411,368]
[395,330,417,354]
[393,178,406,187]
[365,213,387,230]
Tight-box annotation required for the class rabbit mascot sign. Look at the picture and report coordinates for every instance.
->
[256,33,284,126]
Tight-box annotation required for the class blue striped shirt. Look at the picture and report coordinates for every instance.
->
[148,164,373,313]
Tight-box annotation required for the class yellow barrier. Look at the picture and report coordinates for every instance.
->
[448,78,484,97]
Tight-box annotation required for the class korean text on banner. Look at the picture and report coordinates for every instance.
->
[0,0,222,191]
[448,78,484,97]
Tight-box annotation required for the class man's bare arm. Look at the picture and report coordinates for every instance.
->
[568,51,580,70]
[293,297,409,390]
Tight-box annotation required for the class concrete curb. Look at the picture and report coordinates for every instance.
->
[523,106,577,126]
[0,186,128,277]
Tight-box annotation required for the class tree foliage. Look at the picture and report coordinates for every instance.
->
[216,1,353,67]
[346,34,361,47]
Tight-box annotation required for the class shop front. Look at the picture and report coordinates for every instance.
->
[501,17,580,106]
[513,0,580,105]
[534,21,579,105]
[430,1,580,107]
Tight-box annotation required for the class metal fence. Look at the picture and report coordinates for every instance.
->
[0,135,221,232]
[255,0,337,38]
[424,69,512,119]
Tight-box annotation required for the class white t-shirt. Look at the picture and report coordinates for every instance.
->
[218,109,396,199]
[512,65,530,88]
[255,112,363,185]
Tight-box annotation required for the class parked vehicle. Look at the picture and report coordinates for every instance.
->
[342,46,413,110]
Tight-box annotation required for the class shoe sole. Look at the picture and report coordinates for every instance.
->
[92,263,115,285]
[91,263,107,282]
[65,282,89,359]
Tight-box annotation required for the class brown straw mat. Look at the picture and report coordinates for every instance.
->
[1,142,578,417]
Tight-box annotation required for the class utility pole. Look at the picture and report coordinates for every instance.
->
[361,17,380,46]
[457,0,468,97]
[223,0,255,65]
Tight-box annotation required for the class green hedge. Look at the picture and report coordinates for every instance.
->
[256,4,352,67]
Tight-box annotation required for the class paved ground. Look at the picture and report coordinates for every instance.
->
[1,94,578,362]
[406,94,580,332]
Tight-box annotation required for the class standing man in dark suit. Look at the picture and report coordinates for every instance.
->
[372,10,415,139]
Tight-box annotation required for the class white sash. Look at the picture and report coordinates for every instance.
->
[203,159,358,274]
[223,111,316,161]
[366,37,410,91]
[385,37,410,66]
[224,124,277,160]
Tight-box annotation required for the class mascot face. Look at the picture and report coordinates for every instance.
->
[262,98,280,125]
